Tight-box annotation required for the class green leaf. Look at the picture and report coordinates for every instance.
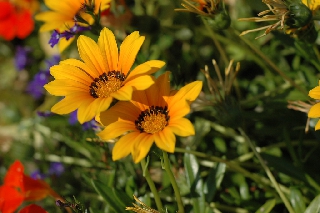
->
[255,199,276,213]
[91,179,132,213]
[289,187,306,213]
[205,162,226,202]
[305,194,320,213]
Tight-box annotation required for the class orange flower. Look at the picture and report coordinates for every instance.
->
[0,161,60,213]
[0,0,38,40]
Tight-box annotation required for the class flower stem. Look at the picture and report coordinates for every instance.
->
[238,128,295,213]
[162,151,185,213]
[140,158,164,212]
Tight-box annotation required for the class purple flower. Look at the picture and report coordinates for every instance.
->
[15,46,32,71]
[37,111,53,117]
[69,110,99,130]
[26,55,60,99]
[49,23,91,48]
[48,162,65,176]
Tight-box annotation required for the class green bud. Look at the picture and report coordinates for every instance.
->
[213,96,243,129]
[204,11,231,31]
[286,3,313,28]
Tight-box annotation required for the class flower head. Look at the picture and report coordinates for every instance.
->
[0,0,38,40]
[308,82,320,130]
[0,161,60,213]
[239,0,313,39]
[97,72,202,163]
[44,27,165,124]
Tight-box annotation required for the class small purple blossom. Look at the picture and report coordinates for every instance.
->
[69,110,99,131]
[30,162,65,180]
[15,46,32,71]
[37,111,53,117]
[26,55,60,99]
[49,23,91,47]
[48,162,65,176]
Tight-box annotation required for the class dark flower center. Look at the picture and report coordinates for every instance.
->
[89,71,125,98]
[135,106,170,134]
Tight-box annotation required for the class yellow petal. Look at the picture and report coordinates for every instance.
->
[315,119,320,130]
[97,121,135,140]
[50,64,91,85]
[98,101,139,126]
[132,133,154,163]
[111,86,133,101]
[51,93,90,115]
[35,11,70,22]
[168,118,195,136]
[118,31,145,75]
[126,60,165,81]
[44,79,88,96]
[95,0,111,13]
[309,86,320,99]
[308,103,320,118]
[168,98,190,119]
[60,59,98,78]
[112,132,140,161]
[39,22,66,32]
[98,28,118,72]
[168,81,202,112]
[77,98,101,124]
[125,75,154,90]
[78,35,106,76]
[154,128,176,153]
[59,37,75,53]
[44,0,80,13]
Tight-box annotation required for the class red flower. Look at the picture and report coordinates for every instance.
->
[0,160,60,213]
[19,204,48,213]
[0,1,34,40]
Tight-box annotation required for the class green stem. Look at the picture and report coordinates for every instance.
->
[234,30,308,96]
[140,158,164,212]
[238,128,295,213]
[162,151,185,213]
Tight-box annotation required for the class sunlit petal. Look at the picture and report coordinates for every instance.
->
[154,128,176,153]
[112,132,141,161]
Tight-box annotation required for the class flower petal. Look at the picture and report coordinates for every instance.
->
[60,59,97,78]
[168,117,195,136]
[118,31,145,75]
[111,85,133,101]
[98,101,139,126]
[125,75,154,90]
[132,133,154,163]
[97,121,135,140]
[44,79,88,96]
[51,93,91,115]
[58,37,74,53]
[50,64,91,85]
[315,119,320,130]
[154,128,176,153]
[112,132,141,161]
[126,60,165,81]
[308,103,320,118]
[78,35,106,76]
[309,85,320,99]
[98,28,118,72]
[77,98,109,123]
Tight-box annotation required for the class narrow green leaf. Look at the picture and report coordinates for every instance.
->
[289,187,306,213]
[305,194,320,213]
[205,162,226,202]
[255,199,276,213]
[91,179,131,213]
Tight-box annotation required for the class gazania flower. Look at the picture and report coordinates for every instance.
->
[44,27,165,124]
[308,82,320,130]
[0,160,60,213]
[35,0,110,51]
[97,72,202,163]
[0,0,39,40]
[239,0,313,39]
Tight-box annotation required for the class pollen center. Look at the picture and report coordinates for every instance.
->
[89,71,125,98]
[135,106,170,134]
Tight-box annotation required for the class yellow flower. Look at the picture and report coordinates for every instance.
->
[308,81,320,130]
[44,27,165,124]
[97,72,202,163]
[35,0,110,51]
[302,0,320,13]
